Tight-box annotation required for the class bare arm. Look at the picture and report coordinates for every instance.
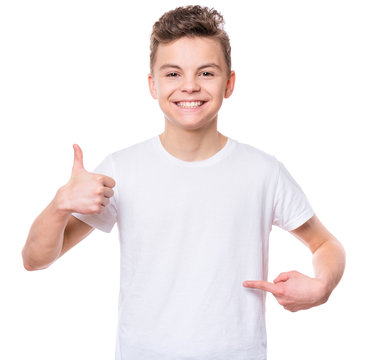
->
[22,191,94,270]
[290,214,346,296]
[22,144,115,271]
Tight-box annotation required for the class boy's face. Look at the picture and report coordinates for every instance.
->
[148,36,235,131]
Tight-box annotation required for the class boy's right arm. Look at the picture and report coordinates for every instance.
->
[22,144,116,271]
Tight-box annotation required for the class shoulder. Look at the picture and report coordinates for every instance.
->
[109,136,155,165]
[232,138,280,173]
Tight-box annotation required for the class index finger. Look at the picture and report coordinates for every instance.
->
[102,175,116,188]
[243,280,278,295]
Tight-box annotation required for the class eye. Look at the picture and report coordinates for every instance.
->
[201,72,214,77]
[167,72,179,77]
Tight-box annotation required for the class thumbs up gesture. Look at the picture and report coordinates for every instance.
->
[57,144,116,215]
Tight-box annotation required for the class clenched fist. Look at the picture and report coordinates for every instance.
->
[57,144,116,215]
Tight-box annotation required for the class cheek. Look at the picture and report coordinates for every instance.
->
[157,83,174,99]
[206,80,226,96]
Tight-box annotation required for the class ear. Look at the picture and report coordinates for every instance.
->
[224,70,236,98]
[148,73,158,99]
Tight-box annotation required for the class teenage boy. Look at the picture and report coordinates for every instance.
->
[22,5,346,360]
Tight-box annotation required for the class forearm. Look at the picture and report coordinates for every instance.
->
[312,236,346,297]
[22,188,71,270]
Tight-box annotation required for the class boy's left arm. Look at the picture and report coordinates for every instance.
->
[243,214,346,312]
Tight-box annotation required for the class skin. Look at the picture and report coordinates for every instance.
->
[148,36,235,162]
[243,215,346,311]
[23,35,346,314]
[22,145,112,270]
[149,36,346,312]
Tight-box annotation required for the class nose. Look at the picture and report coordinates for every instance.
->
[180,75,201,93]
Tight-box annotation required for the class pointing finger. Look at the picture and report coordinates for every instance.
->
[243,280,278,295]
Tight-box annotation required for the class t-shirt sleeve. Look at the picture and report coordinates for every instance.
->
[71,153,118,233]
[272,160,314,231]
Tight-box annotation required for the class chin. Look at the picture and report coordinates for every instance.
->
[175,118,216,131]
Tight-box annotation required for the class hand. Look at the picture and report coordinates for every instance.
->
[243,270,329,312]
[56,144,116,215]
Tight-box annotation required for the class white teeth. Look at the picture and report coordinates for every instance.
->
[176,101,204,108]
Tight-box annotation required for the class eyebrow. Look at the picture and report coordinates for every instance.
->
[158,62,222,72]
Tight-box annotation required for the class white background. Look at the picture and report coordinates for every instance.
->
[1,0,367,359]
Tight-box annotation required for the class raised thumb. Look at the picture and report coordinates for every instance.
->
[72,144,85,172]
[273,272,290,284]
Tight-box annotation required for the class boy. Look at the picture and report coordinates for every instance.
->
[22,5,346,360]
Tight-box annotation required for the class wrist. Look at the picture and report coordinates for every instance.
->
[315,276,333,304]
[53,185,73,216]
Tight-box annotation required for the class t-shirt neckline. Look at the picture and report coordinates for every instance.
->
[153,134,236,168]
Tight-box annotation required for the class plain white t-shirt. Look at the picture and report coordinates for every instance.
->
[72,135,314,360]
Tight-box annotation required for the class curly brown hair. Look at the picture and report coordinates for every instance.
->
[149,5,232,76]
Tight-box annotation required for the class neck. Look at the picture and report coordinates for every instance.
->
[159,121,227,162]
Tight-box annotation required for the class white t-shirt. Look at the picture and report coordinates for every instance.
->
[72,135,314,360]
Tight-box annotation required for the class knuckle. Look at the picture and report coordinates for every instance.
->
[279,287,286,296]
[95,186,104,195]
[275,287,285,297]
[91,205,100,213]
[286,306,297,312]
[278,299,287,306]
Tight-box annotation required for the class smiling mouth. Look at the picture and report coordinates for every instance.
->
[175,101,207,109]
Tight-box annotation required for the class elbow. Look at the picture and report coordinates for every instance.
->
[23,262,36,271]
[23,260,50,271]
[22,249,51,271]
[22,248,33,271]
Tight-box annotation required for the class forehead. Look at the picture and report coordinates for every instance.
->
[154,36,225,70]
